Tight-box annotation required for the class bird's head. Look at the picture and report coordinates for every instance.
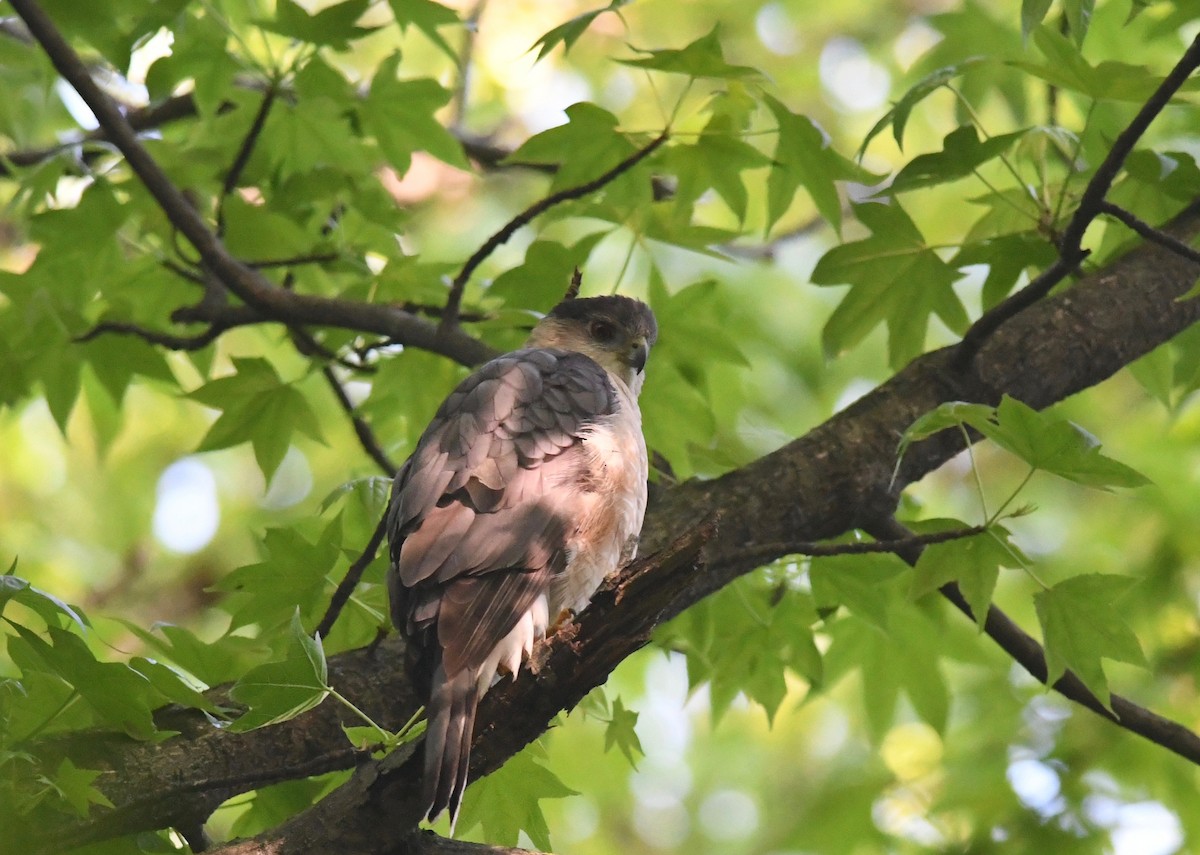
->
[526,295,658,392]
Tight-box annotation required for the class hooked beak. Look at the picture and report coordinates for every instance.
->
[630,338,649,374]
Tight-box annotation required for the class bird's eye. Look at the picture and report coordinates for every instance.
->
[589,319,617,342]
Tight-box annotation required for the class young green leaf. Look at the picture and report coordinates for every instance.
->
[1034,574,1147,709]
[0,574,88,633]
[228,612,330,732]
[128,657,221,715]
[46,758,115,817]
[215,524,341,631]
[256,0,379,49]
[387,0,460,61]
[617,26,759,79]
[189,357,325,482]
[950,233,1057,308]
[9,625,159,739]
[889,126,1027,194]
[900,397,1150,491]
[810,552,907,633]
[456,743,578,850]
[664,115,772,223]
[766,96,878,234]
[984,397,1151,489]
[603,696,644,766]
[910,523,1024,627]
[811,202,968,368]
[530,0,629,60]
[859,58,988,154]
[364,53,468,172]
[506,103,636,191]
[1020,0,1054,41]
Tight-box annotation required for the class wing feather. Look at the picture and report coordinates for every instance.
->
[386,347,619,824]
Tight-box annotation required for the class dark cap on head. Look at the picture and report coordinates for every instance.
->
[547,295,658,345]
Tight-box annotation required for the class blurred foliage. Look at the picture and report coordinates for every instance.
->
[2,0,1200,852]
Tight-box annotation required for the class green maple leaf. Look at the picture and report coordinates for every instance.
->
[215,523,341,630]
[9,625,159,739]
[666,115,771,223]
[890,125,1027,194]
[257,0,379,49]
[47,758,115,816]
[189,357,325,481]
[364,53,467,173]
[901,397,1150,490]
[1034,574,1147,709]
[765,95,877,234]
[617,26,759,79]
[811,201,967,368]
[530,0,630,60]
[910,522,1024,628]
[859,57,988,154]
[456,742,577,851]
[507,103,636,191]
[604,696,644,765]
[387,0,460,61]
[228,612,330,732]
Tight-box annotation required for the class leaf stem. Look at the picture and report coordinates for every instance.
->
[959,423,990,520]
[989,465,1036,525]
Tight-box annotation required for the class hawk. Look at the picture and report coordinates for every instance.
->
[386,294,657,826]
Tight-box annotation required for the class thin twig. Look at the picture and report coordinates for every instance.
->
[865,516,1200,767]
[247,251,339,269]
[954,33,1200,368]
[321,364,398,475]
[162,258,206,285]
[449,0,487,129]
[736,524,988,566]
[316,513,391,639]
[439,129,670,331]
[74,320,226,350]
[216,83,276,236]
[1098,201,1200,265]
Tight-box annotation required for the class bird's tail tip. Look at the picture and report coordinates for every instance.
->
[421,667,478,835]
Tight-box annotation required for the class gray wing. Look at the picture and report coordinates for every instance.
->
[386,347,617,822]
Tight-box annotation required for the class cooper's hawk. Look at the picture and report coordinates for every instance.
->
[386,294,657,826]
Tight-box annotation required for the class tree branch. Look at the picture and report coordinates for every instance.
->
[954,32,1200,367]
[320,366,398,476]
[439,130,669,330]
[734,523,988,566]
[217,84,277,236]
[18,200,1200,854]
[8,0,494,370]
[1098,200,1200,265]
[864,516,1200,767]
[315,513,390,639]
[74,319,228,351]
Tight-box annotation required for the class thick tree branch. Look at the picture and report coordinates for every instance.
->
[954,32,1200,367]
